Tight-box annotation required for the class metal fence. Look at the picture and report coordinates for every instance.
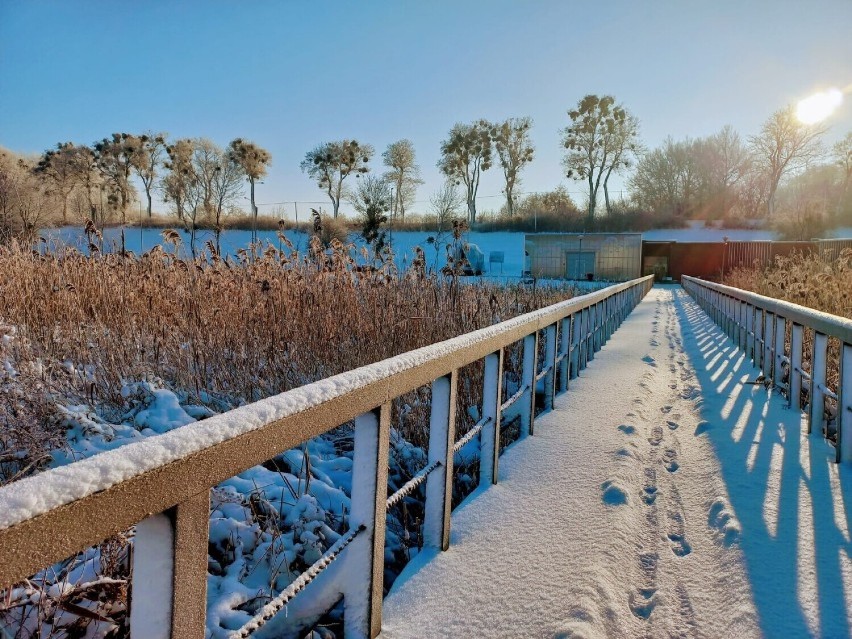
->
[683,276,852,464]
[0,276,654,638]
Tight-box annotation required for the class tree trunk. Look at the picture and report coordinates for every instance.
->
[604,183,611,215]
[506,186,514,217]
[250,177,257,243]
[145,184,153,219]
[587,175,595,222]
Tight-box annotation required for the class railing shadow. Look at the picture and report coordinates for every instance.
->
[673,288,852,638]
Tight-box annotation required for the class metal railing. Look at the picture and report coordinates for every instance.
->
[0,275,654,639]
[683,275,852,464]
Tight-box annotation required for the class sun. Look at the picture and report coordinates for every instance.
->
[795,88,843,124]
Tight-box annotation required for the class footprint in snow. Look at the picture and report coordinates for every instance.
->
[694,421,712,436]
[666,420,679,430]
[648,426,664,446]
[663,448,679,473]
[642,355,656,366]
[668,533,692,556]
[643,467,658,505]
[708,498,741,546]
[601,480,629,506]
[618,424,636,435]
[629,590,657,620]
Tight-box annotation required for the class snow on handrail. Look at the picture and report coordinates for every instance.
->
[0,274,655,638]
[0,278,650,537]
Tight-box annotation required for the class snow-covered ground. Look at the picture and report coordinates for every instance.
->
[380,286,852,638]
[43,226,852,280]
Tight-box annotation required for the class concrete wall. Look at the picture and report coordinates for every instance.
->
[525,233,642,281]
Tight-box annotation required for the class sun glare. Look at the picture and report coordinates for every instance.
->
[795,88,843,124]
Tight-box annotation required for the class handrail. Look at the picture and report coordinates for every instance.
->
[682,275,852,466]
[0,274,654,638]
[682,276,852,344]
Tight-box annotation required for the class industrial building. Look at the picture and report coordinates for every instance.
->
[524,233,642,281]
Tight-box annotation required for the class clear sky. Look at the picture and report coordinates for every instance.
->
[1,0,851,218]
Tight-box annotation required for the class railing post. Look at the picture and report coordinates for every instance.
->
[585,306,595,362]
[130,491,210,639]
[543,323,557,411]
[790,322,804,409]
[480,350,503,485]
[763,312,775,379]
[739,301,747,351]
[570,313,581,379]
[424,372,457,551]
[809,332,828,436]
[839,343,852,463]
[746,304,755,362]
[773,316,786,390]
[593,301,603,353]
[558,316,571,393]
[344,405,390,638]
[520,331,539,437]
[754,308,764,369]
[578,308,588,371]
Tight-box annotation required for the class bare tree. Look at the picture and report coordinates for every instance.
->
[490,117,534,217]
[562,95,633,222]
[0,154,49,243]
[749,106,827,216]
[34,142,80,224]
[438,121,492,224]
[349,175,391,256]
[629,137,702,218]
[835,132,852,190]
[429,181,463,232]
[69,145,102,225]
[210,151,243,254]
[94,134,138,224]
[382,139,422,222]
[129,133,166,219]
[696,125,750,218]
[162,138,196,224]
[301,140,373,219]
[227,139,271,243]
[601,112,641,214]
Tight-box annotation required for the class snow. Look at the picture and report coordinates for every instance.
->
[129,514,174,639]
[45,226,852,277]
[380,286,852,638]
[0,283,617,531]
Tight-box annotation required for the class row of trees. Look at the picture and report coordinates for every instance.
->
[299,117,536,227]
[0,134,271,247]
[629,111,851,228]
[2,96,850,245]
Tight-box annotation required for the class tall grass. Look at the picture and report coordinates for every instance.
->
[0,234,575,478]
[724,249,852,403]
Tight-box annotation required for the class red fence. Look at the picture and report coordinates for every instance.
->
[642,239,852,281]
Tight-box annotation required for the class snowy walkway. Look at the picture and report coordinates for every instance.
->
[380,287,852,639]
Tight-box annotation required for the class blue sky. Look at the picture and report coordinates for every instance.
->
[1,0,850,217]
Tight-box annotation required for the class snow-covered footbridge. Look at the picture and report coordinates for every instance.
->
[2,276,851,638]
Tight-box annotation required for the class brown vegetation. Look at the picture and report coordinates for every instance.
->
[0,233,574,479]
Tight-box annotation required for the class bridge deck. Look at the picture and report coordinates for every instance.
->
[380,287,852,639]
